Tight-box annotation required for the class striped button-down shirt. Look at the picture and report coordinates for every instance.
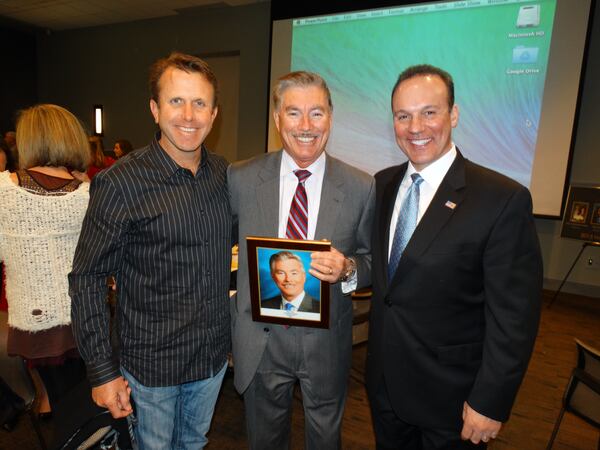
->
[69,135,232,387]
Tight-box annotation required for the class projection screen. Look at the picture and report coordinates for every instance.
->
[267,0,594,217]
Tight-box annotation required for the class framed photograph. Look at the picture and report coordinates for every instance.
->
[569,201,589,224]
[591,203,600,226]
[560,185,600,242]
[246,236,331,328]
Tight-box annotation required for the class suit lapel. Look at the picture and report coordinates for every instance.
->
[314,155,345,240]
[380,165,407,287]
[389,152,467,289]
[255,151,282,236]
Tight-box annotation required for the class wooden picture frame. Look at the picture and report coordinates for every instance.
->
[246,236,331,328]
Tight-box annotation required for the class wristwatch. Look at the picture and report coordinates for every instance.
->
[339,257,357,282]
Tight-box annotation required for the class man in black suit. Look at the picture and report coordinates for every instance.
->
[261,251,320,314]
[366,64,543,449]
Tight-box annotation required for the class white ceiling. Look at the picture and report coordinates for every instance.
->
[0,0,267,31]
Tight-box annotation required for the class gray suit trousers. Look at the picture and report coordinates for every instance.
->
[243,325,345,450]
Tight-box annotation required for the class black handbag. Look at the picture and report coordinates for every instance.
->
[52,379,134,450]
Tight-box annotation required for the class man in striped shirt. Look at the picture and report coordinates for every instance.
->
[69,52,232,449]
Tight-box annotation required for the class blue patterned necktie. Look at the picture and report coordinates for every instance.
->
[284,302,295,320]
[388,173,424,280]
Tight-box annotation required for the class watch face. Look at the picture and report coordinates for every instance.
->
[341,258,356,281]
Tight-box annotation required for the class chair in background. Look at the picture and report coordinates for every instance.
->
[546,338,600,450]
[351,288,371,345]
[0,310,47,449]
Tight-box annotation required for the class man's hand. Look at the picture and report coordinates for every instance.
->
[92,377,133,419]
[461,402,502,444]
[309,247,347,283]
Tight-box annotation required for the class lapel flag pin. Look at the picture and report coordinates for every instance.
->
[445,200,457,210]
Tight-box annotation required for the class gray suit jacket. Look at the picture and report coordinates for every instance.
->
[228,150,375,394]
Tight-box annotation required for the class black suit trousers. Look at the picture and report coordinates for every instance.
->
[370,377,486,450]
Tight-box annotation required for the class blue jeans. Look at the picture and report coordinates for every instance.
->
[122,362,227,450]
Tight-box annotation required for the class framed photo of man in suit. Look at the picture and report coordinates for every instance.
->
[246,236,331,328]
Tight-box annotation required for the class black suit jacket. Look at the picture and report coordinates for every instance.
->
[366,151,542,430]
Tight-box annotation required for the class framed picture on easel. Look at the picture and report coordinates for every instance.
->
[560,185,600,242]
[550,185,600,307]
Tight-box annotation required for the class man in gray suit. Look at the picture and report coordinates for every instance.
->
[228,71,375,449]
[261,251,320,314]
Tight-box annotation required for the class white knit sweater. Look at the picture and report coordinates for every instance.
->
[0,171,90,331]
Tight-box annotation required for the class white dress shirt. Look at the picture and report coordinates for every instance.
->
[388,146,457,259]
[278,151,326,240]
[281,291,306,312]
[277,150,356,291]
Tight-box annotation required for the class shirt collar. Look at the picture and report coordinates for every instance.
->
[150,131,209,179]
[280,150,326,178]
[283,291,306,309]
[405,144,457,186]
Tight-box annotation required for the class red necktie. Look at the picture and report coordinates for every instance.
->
[286,170,311,240]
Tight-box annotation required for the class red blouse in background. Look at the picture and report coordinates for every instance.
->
[86,156,116,179]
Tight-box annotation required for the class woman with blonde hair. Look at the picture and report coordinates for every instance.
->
[0,104,91,411]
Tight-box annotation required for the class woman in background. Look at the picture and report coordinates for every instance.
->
[113,138,133,159]
[0,138,16,172]
[0,104,90,410]
[87,135,115,179]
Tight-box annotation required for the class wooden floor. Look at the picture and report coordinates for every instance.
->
[2,291,599,449]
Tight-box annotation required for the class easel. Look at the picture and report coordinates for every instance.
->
[547,241,600,308]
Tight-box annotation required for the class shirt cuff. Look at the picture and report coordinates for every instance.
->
[341,271,358,294]
[86,358,122,387]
